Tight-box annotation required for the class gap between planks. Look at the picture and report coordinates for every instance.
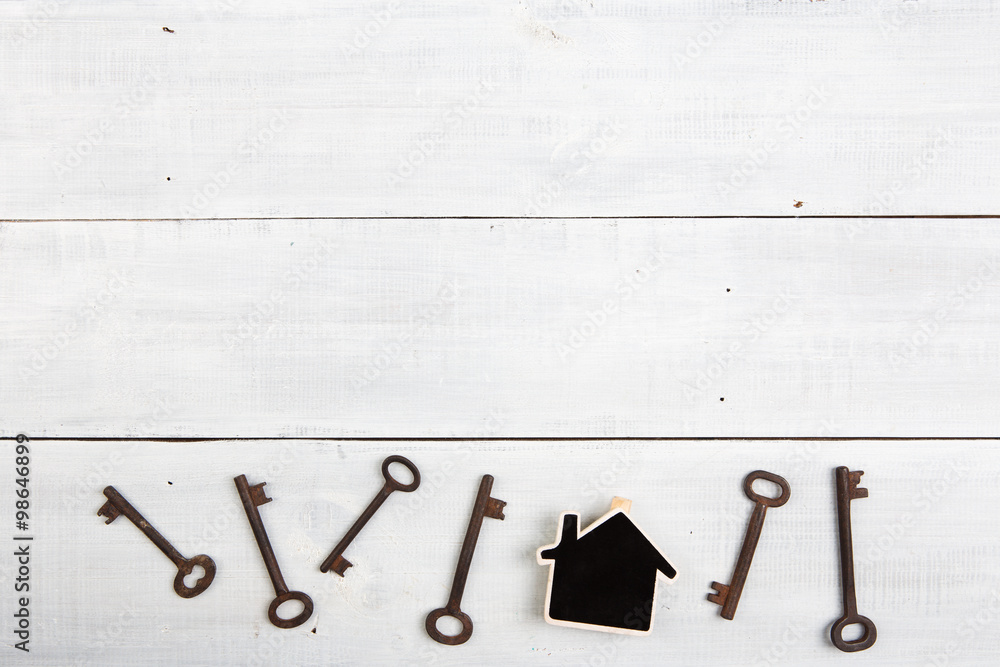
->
[3,215,1000,222]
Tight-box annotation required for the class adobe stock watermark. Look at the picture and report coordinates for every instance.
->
[90,601,140,651]
[863,459,968,566]
[781,419,842,478]
[224,238,337,348]
[523,118,625,217]
[246,631,288,667]
[672,9,736,71]
[556,246,666,362]
[191,443,301,553]
[574,587,678,667]
[180,108,292,218]
[534,0,596,24]
[925,588,1000,667]
[61,398,175,514]
[10,0,72,46]
[752,623,806,667]
[19,269,133,381]
[386,78,495,187]
[215,0,243,13]
[580,451,630,502]
[351,279,461,390]
[845,127,956,238]
[340,0,407,58]
[392,409,505,520]
[716,86,829,202]
[879,0,921,39]
[52,68,162,178]
[887,256,997,372]
[58,599,142,666]
[683,288,797,400]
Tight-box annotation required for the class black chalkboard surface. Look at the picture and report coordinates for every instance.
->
[537,498,677,635]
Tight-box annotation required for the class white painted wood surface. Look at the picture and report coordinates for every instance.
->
[1,0,998,218]
[3,439,997,666]
[2,218,999,438]
[2,0,1000,664]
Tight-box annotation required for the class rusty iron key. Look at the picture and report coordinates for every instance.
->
[234,474,314,629]
[830,466,877,652]
[709,470,791,620]
[320,454,420,576]
[426,474,506,645]
[98,485,216,598]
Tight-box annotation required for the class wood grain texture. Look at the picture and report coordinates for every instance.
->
[0,0,998,218]
[2,218,998,438]
[3,439,997,666]
[2,1,999,664]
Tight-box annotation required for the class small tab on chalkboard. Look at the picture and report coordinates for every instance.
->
[610,497,631,514]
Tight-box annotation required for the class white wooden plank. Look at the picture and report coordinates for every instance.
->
[2,218,998,438]
[1,0,997,218]
[4,438,997,665]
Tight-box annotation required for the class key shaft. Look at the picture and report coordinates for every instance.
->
[101,486,185,565]
[235,475,287,594]
[448,476,495,608]
[320,455,420,576]
[320,486,391,574]
[835,469,860,615]
[235,474,314,629]
[830,466,876,652]
[709,470,790,620]
[426,474,506,646]
[98,486,216,598]
[718,502,767,620]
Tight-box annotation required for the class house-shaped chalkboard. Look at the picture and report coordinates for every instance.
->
[536,498,677,635]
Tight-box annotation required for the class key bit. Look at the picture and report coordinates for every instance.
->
[324,553,352,577]
[247,481,272,507]
[846,470,868,500]
[98,499,122,524]
[707,581,729,606]
[484,497,506,521]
